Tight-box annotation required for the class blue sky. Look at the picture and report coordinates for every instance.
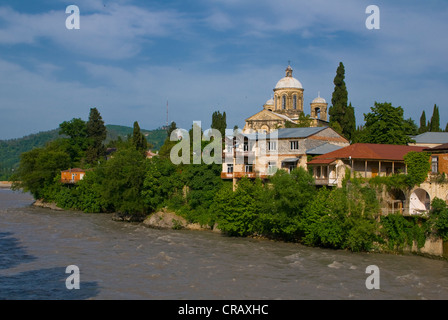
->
[0,0,447,139]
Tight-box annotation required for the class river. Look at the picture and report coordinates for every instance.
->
[1,189,447,300]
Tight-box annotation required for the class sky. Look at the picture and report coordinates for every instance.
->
[0,0,447,139]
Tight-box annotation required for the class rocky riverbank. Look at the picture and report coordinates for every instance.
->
[32,199,64,210]
[142,209,221,232]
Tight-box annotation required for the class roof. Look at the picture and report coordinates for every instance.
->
[411,132,448,144]
[275,76,303,90]
[424,142,448,152]
[312,96,327,104]
[270,111,294,122]
[274,65,303,89]
[306,143,344,155]
[266,127,327,140]
[308,143,427,165]
[61,168,86,173]
[264,98,274,106]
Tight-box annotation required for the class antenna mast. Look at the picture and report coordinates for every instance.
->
[166,100,169,127]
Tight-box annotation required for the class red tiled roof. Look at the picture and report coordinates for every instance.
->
[308,143,426,165]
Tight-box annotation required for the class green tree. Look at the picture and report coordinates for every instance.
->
[343,102,356,141]
[356,102,413,145]
[100,148,147,215]
[329,62,348,133]
[211,111,227,137]
[429,198,448,241]
[418,111,428,134]
[302,177,379,251]
[132,121,148,154]
[11,142,71,200]
[142,157,181,212]
[86,107,107,164]
[258,168,316,240]
[58,118,88,164]
[159,121,178,158]
[429,104,441,132]
[213,178,261,237]
[403,118,418,136]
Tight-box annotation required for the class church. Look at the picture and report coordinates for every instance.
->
[242,65,329,133]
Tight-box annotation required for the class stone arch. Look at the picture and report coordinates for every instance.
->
[409,188,431,215]
[260,125,270,133]
[387,188,406,214]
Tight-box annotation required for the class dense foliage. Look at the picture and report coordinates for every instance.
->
[355,102,417,145]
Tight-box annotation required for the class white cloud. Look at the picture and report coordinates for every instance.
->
[0,4,187,59]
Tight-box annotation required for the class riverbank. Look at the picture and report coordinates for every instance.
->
[32,199,218,232]
[30,198,448,260]
[0,181,12,189]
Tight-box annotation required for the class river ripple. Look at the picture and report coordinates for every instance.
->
[0,189,447,300]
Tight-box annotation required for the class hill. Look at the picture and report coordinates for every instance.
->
[0,125,167,180]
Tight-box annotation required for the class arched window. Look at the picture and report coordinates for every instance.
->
[293,95,297,109]
[282,95,286,109]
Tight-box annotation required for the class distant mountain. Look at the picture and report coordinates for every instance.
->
[0,125,167,180]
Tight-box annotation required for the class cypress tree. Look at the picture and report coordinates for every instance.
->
[329,62,354,140]
[418,111,427,134]
[430,104,441,132]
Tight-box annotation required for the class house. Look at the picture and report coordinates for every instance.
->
[61,168,87,184]
[424,143,448,176]
[221,127,349,182]
[307,143,427,188]
[409,132,448,148]
[146,150,158,159]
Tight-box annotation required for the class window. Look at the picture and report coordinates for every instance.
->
[282,95,286,109]
[268,141,277,151]
[245,164,253,173]
[268,162,277,175]
[290,141,299,150]
[243,141,249,151]
[293,95,297,110]
[432,156,439,174]
[227,164,234,173]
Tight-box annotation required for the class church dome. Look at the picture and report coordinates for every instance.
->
[274,65,303,90]
[312,96,326,104]
[265,98,274,106]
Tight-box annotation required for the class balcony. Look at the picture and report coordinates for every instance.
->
[220,172,257,179]
[314,177,338,186]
